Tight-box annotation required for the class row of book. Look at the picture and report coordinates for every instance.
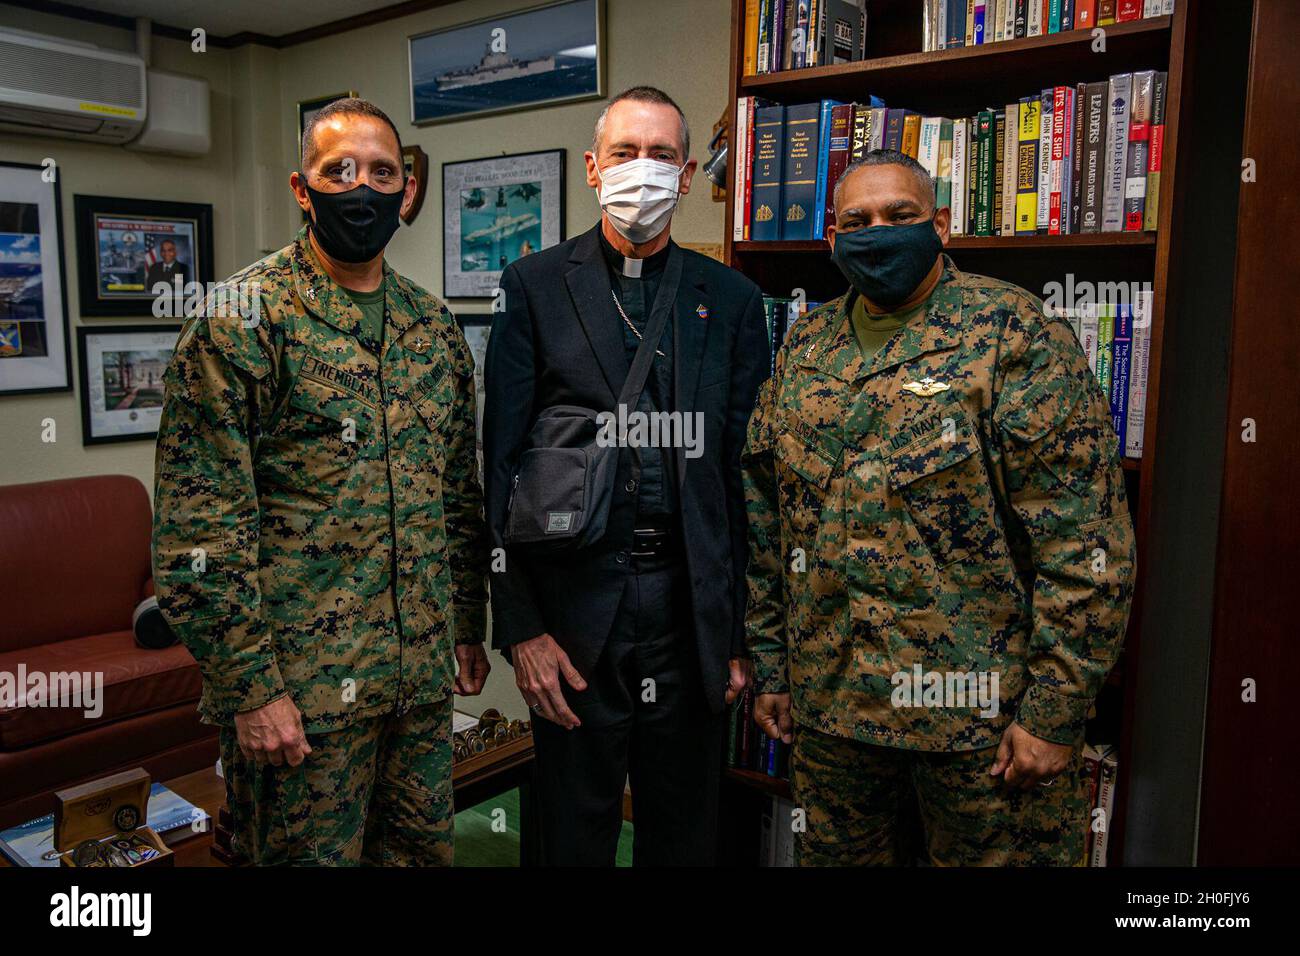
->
[729,689,791,780]
[763,295,818,375]
[743,0,869,75]
[923,0,1175,52]
[1064,297,1149,457]
[734,69,1166,242]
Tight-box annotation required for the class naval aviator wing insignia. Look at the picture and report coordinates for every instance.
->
[901,377,950,397]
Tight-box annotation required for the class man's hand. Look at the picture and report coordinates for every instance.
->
[755,692,793,744]
[725,657,753,705]
[989,721,1073,790]
[234,696,311,768]
[454,643,491,696]
[512,633,587,729]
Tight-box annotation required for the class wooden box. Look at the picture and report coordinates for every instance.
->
[54,768,173,868]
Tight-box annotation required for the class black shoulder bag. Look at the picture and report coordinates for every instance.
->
[503,267,674,553]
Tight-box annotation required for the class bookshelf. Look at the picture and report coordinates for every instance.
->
[719,0,1197,865]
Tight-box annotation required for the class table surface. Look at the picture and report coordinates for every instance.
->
[3,728,535,868]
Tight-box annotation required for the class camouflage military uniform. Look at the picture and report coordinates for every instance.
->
[743,256,1135,865]
[153,226,488,866]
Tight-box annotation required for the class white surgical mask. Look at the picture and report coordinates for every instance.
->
[595,157,684,244]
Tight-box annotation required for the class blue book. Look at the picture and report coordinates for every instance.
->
[1110,303,1134,439]
[1049,0,1062,33]
[1062,0,1076,31]
[813,98,845,238]
[750,104,786,241]
[780,101,821,239]
[944,0,967,47]
[975,1,986,44]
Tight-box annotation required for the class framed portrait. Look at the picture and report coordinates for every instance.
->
[298,90,358,152]
[457,313,491,480]
[73,196,214,317]
[409,0,604,126]
[0,161,72,396]
[77,324,180,445]
[443,149,565,299]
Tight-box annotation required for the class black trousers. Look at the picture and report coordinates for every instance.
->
[530,552,725,866]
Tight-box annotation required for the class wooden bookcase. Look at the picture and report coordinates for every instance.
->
[719,0,1197,865]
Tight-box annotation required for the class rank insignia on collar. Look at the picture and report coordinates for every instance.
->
[410,337,430,354]
[304,286,316,301]
[696,304,709,320]
[901,377,950,397]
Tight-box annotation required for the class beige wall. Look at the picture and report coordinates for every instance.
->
[0,0,731,720]
[0,7,241,492]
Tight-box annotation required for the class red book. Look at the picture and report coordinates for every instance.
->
[822,103,855,238]
[1116,0,1142,21]
[1049,86,1066,235]
[1075,0,1098,29]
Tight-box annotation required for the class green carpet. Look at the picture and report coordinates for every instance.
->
[454,788,633,867]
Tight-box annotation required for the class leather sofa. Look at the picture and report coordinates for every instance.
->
[0,475,218,830]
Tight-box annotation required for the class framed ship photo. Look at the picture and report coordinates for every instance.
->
[443,149,565,299]
[76,324,180,445]
[73,196,214,317]
[409,0,604,126]
[0,161,72,397]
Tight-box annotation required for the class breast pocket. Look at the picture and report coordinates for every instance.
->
[282,373,377,502]
[884,411,1000,568]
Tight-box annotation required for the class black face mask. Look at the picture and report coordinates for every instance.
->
[830,218,943,312]
[304,181,404,263]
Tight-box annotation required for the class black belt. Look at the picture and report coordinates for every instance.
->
[630,526,678,558]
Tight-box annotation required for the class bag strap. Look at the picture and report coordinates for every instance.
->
[614,243,681,414]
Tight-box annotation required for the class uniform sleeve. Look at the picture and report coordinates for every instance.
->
[443,320,490,645]
[723,285,772,658]
[742,374,789,694]
[152,314,284,718]
[993,305,1136,745]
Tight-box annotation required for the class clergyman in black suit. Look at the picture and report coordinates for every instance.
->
[483,86,769,865]
[145,239,191,290]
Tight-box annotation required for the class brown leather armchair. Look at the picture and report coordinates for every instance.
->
[0,475,218,829]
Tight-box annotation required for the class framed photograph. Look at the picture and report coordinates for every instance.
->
[73,196,214,317]
[77,324,180,445]
[457,313,491,480]
[443,149,565,299]
[298,90,358,153]
[0,161,72,396]
[409,0,604,126]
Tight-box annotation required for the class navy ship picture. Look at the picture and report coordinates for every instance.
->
[435,37,557,91]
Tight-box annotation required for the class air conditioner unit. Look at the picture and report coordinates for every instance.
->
[0,28,146,144]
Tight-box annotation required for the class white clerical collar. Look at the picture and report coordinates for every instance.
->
[621,256,643,278]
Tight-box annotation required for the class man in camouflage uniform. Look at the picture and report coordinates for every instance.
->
[153,99,488,866]
[743,151,1136,865]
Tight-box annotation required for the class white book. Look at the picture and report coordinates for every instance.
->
[1001,103,1018,235]
[991,0,1003,41]
[1164,0,1175,14]
[1125,290,1153,456]
[1102,73,1132,232]
[918,116,943,178]
[1003,0,1016,40]
[1027,0,1043,36]
[1036,91,1053,231]
[1079,307,1100,377]
[733,96,750,241]
[951,118,968,236]
[869,107,887,151]
[936,0,948,50]
[1143,0,1160,16]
